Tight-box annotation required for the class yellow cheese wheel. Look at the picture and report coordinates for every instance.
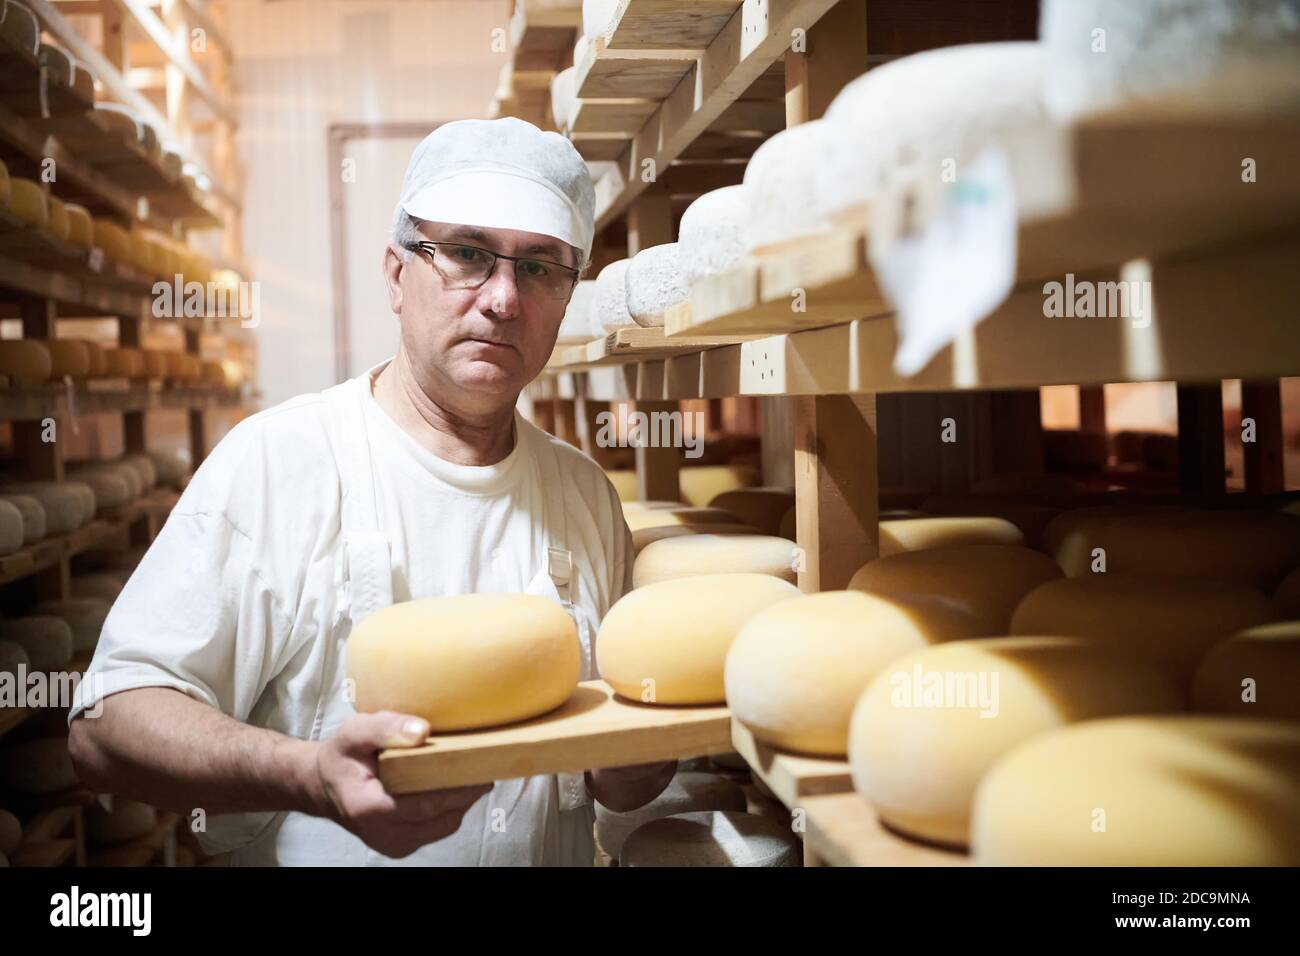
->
[605,469,637,502]
[0,616,73,670]
[92,219,131,264]
[848,637,1183,847]
[1274,565,1300,617]
[0,339,52,387]
[1192,621,1300,721]
[971,716,1300,865]
[138,349,166,380]
[0,737,78,795]
[7,177,47,229]
[598,573,801,705]
[347,594,581,732]
[1012,574,1278,686]
[63,204,92,247]
[631,522,759,555]
[102,347,145,379]
[620,810,800,867]
[0,158,10,206]
[624,506,743,532]
[40,339,91,379]
[726,590,987,757]
[634,533,799,589]
[707,488,795,536]
[849,545,1061,633]
[45,195,69,241]
[919,495,1061,550]
[79,340,107,377]
[200,360,226,387]
[680,465,759,507]
[178,354,201,381]
[1046,508,1300,591]
[127,230,152,273]
[879,516,1024,556]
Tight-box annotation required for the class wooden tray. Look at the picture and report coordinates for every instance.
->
[378,680,731,794]
[729,719,854,808]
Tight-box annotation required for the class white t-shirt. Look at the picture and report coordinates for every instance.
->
[72,366,633,865]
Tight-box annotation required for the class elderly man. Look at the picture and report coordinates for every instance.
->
[68,118,674,866]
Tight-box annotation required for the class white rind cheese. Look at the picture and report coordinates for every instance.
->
[625,243,688,327]
[620,810,801,867]
[678,186,749,285]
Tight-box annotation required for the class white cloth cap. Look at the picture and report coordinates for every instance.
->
[396,117,596,263]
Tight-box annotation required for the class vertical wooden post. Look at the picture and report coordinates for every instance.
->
[625,182,672,257]
[635,401,681,502]
[1176,383,1226,494]
[554,399,579,446]
[185,327,208,466]
[1241,381,1284,495]
[1079,385,1107,436]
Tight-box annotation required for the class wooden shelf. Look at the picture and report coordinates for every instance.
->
[548,325,762,369]
[605,0,744,51]
[0,381,241,422]
[378,680,731,795]
[801,792,970,867]
[729,719,853,809]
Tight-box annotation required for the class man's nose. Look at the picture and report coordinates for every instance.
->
[477,258,521,317]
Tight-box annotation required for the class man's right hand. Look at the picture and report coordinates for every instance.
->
[311,711,491,859]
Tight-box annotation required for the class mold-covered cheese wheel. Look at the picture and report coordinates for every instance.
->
[34,598,110,653]
[595,772,747,859]
[620,811,801,867]
[0,494,44,544]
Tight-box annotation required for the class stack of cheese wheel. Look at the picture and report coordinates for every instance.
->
[1045,507,1300,591]
[87,798,157,846]
[972,716,1300,865]
[604,469,637,502]
[743,119,834,253]
[0,616,73,670]
[678,186,748,285]
[0,481,93,533]
[597,573,800,704]
[0,339,52,387]
[80,340,107,378]
[633,533,800,589]
[34,598,110,654]
[147,449,190,489]
[348,594,581,730]
[102,346,145,379]
[1042,0,1300,122]
[7,177,47,229]
[624,243,688,328]
[847,637,1183,848]
[623,505,741,533]
[201,360,227,388]
[92,219,132,266]
[1193,621,1300,721]
[0,493,45,544]
[620,811,801,867]
[39,339,91,381]
[679,464,758,507]
[45,195,69,241]
[726,590,987,756]
[63,203,93,248]
[557,280,598,343]
[0,499,21,555]
[0,737,78,795]
[630,522,758,556]
[140,349,168,381]
[849,544,1062,633]
[595,771,747,861]
[120,453,157,491]
[815,42,1045,225]
[1011,574,1278,688]
[0,639,27,677]
[67,463,133,511]
[707,488,795,537]
[919,495,1064,551]
[879,515,1025,555]
[593,258,634,333]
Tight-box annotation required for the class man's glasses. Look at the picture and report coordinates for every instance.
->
[405,240,578,301]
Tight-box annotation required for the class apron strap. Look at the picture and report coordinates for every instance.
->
[321,377,393,623]
[534,424,573,606]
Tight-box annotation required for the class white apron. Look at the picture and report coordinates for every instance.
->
[226,377,596,866]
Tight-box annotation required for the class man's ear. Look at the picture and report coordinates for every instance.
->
[383,245,405,316]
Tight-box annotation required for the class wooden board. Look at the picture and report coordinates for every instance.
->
[575,38,697,99]
[552,325,761,368]
[606,0,743,51]
[569,98,658,134]
[729,719,853,808]
[801,792,970,867]
[378,680,732,795]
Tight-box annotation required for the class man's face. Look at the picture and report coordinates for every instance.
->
[384,220,575,412]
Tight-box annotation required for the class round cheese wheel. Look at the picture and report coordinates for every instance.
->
[126,231,152,273]
[103,347,145,379]
[45,195,69,241]
[119,454,157,490]
[140,350,168,380]
[33,598,110,653]
[72,573,125,603]
[879,516,1024,556]
[634,534,799,589]
[64,481,96,525]
[63,203,93,247]
[40,339,91,380]
[625,242,687,327]
[0,339,52,388]
[593,259,634,332]
[595,771,747,858]
[1192,621,1300,721]
[727,590,987,756]
[1277,566,1300,617]
[1046,507,1300,590]
[200,360,226,387]
[1012,574,1278,686]
[1042,0,1300,122]
[558,280,598,343]
[849,544,1062,633]
[0,639,29,677]
[624,506,743,532]
[0,494,45,544]
[849,636,1184,847]
[0,616,73,670]
[604,469,637,502]
[621,811,800,867]
[347,594,581,731]
[0,737,78,794]
[0,499,21,555]
[67,469,130,510]
[743,119,833,253]
[707,488,795,536]
[87,798,157,846]
[147,449,189,486]
[678,185,748,285]
[598,573,800,704]
[79,340,107,378]
[0,483,85,534]
[7,177,47,229]
[680,465,758,507]
[550,64,577,131]
[0,807,20,855]
[631,522,759,555]
[92,219,131,264]
[582,0,620,38]
[971,716,1300,865]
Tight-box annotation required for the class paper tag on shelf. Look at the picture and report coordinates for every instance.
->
[869,146,1018,377]
[38,65,50,120]
[88,247,105,272]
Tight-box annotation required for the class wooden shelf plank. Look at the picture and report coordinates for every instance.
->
[801,792,970,867]
[575,39,697,99]
[605,0,744,51]
[378,680,732,795]
[729,719,853,808]
[550,325,762,369]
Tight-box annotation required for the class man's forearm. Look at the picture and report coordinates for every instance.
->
[69,686,324,817]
